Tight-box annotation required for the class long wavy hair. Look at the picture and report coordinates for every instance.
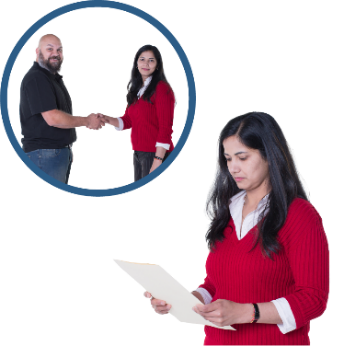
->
[206,112,308,258]
[126,45,171,106]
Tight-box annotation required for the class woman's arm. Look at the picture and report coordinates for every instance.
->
[149,146,167,173]
[148,83,175,173]
[145,287,282,325]
[100,115,120,128]
[191,290,205,304]
[100,106,132,130]
[193,300,282,327]
[279,201,329,329]
[154,82,175,145]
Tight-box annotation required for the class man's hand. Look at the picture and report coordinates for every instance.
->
[86,113,105,130]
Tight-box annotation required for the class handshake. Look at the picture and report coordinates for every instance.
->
[86,113,111,130]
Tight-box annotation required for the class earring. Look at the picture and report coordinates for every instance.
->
[136,66,138,69]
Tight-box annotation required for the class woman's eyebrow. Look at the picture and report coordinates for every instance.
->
[234,151,248,155]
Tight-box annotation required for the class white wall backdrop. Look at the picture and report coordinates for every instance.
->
[0,1,343,345]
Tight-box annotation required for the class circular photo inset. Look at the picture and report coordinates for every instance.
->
[1,1,196,196]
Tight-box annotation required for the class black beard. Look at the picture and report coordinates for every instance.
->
[38,51,62,73]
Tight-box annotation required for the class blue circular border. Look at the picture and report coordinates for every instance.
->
[0,0,196,197]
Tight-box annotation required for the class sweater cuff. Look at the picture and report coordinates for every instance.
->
[271,298,297,334]
[195,288,213,305]
[115,117,124,131]
[156,142,170,150]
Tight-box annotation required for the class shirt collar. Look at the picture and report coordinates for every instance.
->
[137,76,153,98]
[229,190,270,209]
[229,190,270,240]
[143,75,152,86]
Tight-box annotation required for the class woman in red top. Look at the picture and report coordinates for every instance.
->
[145,112,329,345]
[101,45,175,181]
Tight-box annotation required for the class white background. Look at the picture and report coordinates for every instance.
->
[0,1,343,345]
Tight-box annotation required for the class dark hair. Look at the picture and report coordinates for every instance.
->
[127,45,171,106]
[206,112,308,258]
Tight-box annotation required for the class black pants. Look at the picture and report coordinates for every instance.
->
[133,151,170,182]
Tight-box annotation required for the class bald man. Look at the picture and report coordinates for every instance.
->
[20,34,104,184]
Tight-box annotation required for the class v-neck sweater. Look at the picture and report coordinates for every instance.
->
[121,81,175,152]
[199,198,329,345]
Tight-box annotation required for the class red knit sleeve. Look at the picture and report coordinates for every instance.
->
[197,247,217,297]
[198,275,216,297]
[120,105,132,130]
[281,199,329,330]
[153,82,175,144]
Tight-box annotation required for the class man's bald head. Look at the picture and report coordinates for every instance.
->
[38,34,61,49]
[36,34,63,74]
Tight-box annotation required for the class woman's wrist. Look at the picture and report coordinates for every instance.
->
[154,147,166,160]
[191,291,205,304]
[110,117,119,127]
[102,115,118,127]
[154,155,163,162]
[237,303,255,324]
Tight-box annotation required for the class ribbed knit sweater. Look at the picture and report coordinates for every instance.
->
[121,81,175,152]
[199,198,329,345]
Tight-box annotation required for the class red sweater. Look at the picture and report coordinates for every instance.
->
[121,81,175,152]
[199,198,329,345]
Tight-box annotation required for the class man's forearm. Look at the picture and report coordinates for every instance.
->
[42,109,88,129]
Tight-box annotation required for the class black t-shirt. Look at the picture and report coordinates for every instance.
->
[20,62,77,153]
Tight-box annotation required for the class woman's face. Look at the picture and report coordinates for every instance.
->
[137,50,157,80]
[223,135,270,193]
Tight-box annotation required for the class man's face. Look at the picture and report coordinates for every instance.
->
[37,37,63,74]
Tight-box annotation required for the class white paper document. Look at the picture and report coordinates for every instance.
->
[114,259,235,330]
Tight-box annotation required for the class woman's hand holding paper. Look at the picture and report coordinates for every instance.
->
[144,290,207,316]
[192,299,252,327]
[144,291,171,315]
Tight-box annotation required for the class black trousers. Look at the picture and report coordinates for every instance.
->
[133,151,170,182]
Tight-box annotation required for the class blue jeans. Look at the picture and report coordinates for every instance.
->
[26,148,73,184]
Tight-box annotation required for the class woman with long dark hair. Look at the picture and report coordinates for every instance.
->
[145,112,329,345]
[101,45,175,181]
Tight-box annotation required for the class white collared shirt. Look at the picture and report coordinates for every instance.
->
[196,190,297,334]
[229,190,269,240]
[137,75,152,98]
[115,76,169,150]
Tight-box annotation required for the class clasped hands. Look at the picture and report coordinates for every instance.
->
[144,291,251,327]
[86,113,111,130]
